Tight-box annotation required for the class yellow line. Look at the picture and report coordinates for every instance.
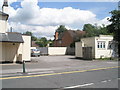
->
[0,66,120,80]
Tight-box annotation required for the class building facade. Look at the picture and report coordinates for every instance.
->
[53,30,85,47]
[0,0,31,63]
[75,35,114,59]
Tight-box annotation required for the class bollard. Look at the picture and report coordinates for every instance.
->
[23,60,26,73]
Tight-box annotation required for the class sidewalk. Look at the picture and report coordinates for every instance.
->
[1,56,118,76]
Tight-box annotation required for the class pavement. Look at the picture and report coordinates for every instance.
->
[0,55,119,77]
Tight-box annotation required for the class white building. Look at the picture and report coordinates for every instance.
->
[75,35,114,59]
[0,0,31,63]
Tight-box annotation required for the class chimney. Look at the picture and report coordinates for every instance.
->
[2,0,8,14]
[55,32,59,40]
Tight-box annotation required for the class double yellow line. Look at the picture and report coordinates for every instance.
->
[1,66,120,80]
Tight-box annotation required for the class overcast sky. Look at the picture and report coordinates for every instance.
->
[0,0,119,40]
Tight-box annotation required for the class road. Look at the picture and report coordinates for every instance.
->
[1,67,119,89]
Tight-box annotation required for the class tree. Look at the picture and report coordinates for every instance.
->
[35,37,48,47]
[107,10,120,60]
[83,24,97,37]
[23,31,37,41]
[83,24,110,37]
[56,25,67,34]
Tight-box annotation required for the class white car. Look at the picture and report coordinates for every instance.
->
[31,49,40,57]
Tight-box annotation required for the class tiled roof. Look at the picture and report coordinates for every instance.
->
[0,11,9,16]
[58,30,86,41]
[0,32,24,43]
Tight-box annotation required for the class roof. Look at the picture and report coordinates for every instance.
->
[0,32,24,43]
[58,30,86,41]
[0,11,9,16]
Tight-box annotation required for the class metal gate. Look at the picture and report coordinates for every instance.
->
[82,47,92,60]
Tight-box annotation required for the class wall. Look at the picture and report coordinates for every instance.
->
[0,35,31,62]
[95,36,113,58]
[75,42,83,58]
[66,46,75,55]
[53,31,73,47]
[0,42,20,62]
[21,35,31,61]
[75,35,114,59]
[48,47,67,55]
[37,47,48,55]
[61,32,73,46]
[81,37,95,58]
[0,15,8,33]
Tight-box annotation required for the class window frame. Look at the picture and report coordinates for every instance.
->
[97,41,106,49]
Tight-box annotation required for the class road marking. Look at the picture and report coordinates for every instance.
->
[108,80,111,82]
[63,83,94,89]
[28,71,54,75]
[0,66,119,80]
[101,80,107,83]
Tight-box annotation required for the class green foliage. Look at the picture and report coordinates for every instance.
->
[35,37,47,47]
[31,36,37,41]
[23,31,32,36]
[35,37,53,47]
[107,10,120,42]
[23,31,37,41]
[107,10,120,60]
[83,24,110,37]
[56,25,67,34]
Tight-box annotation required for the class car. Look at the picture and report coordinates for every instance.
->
[31,49,40,57]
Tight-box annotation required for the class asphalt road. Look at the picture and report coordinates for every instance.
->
[1,67,119,89]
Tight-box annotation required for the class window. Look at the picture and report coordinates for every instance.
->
[97,41,105,49]
[108,41,112,49]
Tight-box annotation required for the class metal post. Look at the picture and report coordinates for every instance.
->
[23,60,26,73]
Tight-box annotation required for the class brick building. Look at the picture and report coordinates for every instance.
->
[53,30,85,47]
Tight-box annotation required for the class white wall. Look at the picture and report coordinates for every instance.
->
[75,35,113,59]
[0,15,8,33]
[0,35,31,62]
[48,47,67,55]
[95,36,113,58]
[0,42,20,62]
[21,35,31,61]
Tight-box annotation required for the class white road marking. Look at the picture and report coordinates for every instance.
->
[101,80,107,83]
[63,83,94,89]
[28,71,54,75]
[108,80,111,82]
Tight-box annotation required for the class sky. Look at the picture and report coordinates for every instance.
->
[0,0,119,40]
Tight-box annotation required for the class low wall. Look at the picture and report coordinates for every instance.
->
[48,47,67,55]
[37,47,48,55]
[66,46,75,55]
[37,47,67,55]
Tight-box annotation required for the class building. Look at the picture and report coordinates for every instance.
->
[53,30,85,47]
[75,35,114,59]
[0,0,31,63]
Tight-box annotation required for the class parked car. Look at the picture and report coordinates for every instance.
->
[31,49,40,57]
